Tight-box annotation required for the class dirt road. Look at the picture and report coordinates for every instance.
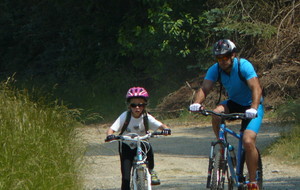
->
[80,121,300,190]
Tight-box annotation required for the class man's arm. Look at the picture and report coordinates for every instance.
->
[247,77,262,110]
[193,79,215,104]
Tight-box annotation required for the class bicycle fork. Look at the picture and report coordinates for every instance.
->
[206,141,214,188]
[132,164,151,190]
[132,138,152,190]
[206,140,229,189]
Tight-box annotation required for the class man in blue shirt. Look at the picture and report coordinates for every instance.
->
[190,39,264,189]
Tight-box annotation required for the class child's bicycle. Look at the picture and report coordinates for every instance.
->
[105,132,167,190]
[196,109,263,190]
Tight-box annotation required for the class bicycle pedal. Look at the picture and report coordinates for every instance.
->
[247,182,258,190]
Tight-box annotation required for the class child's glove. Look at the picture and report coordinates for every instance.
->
[162,128,171,135]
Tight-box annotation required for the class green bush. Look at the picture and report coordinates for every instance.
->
[0,81,84,189]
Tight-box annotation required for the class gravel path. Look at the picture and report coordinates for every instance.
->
[80,121,300,190]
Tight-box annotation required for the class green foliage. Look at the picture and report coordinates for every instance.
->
[276,99,300,123]
[143,2,210,58]
[0,0,291,122]
[204,2,278,38]
[0,80,84,189]
[205,8,277,39]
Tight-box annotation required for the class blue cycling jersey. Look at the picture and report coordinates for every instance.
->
[205,58,257,106]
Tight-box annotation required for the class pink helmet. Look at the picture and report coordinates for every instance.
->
[126,87,149,100]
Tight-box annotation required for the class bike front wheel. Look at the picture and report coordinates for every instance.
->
[132,165,151,190]
[211,151,227,190]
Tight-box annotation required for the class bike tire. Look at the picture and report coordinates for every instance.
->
[256,149,263,189]
[136,167,146,190]
[206,155,214,188]
[238,147,263,190]
[227,171,234,190]
[211,152,226,190]
[131,165,150,190]
[227,149,236,190]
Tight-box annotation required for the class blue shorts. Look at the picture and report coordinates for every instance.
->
[220,100,264,133]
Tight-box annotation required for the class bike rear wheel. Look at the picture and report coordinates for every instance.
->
[238,147,263,190]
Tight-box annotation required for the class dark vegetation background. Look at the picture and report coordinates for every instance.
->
[0,0,299,122]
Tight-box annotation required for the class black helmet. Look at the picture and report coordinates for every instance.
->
[213,39,237,56]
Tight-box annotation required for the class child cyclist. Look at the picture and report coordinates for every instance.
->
[105,86,171,190]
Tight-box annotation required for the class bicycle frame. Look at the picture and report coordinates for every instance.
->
[106,132,164,190]
[207,121,243,188]
[131,135,152,190]
[217,122,245,187]
[200,110,263,189]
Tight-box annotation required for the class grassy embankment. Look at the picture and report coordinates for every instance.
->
[264,99,300,165]
[0,80,84,190]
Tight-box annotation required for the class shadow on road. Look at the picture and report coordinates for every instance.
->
[264,176,300,190]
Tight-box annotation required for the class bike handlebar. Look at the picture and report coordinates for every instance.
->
[105,131,168,142]
[195,109,247,120]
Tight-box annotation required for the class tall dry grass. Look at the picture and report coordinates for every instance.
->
[0,80,84,189]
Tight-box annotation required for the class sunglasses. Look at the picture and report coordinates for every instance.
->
[130,103,147,108]
[216,56,230,62]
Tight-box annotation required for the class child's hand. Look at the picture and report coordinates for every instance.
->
[162,128,171,135]
[105,134,116,142]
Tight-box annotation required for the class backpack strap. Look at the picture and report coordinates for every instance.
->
[119,111,131,135]
[119,110,149,135]
[143,112,149,132]
[237,58,247,85]
[216,63,223,105]
[237,59,265,98]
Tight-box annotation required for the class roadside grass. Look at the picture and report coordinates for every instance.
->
[0,81,84,189]
[264,99,300,165]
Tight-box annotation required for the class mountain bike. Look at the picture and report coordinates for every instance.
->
[196,110,263,190]
[105,132,167,190]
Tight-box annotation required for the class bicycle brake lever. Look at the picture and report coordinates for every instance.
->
[200,110,209,116]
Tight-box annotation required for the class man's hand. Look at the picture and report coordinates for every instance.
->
[189,103,202,112]
[245,108,257,118]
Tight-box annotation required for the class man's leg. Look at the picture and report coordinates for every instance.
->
[243,130,258,182]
